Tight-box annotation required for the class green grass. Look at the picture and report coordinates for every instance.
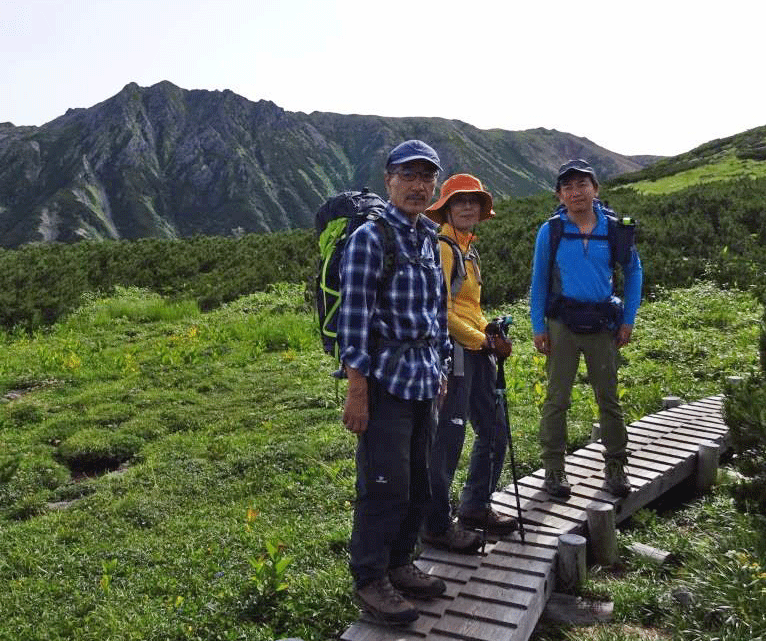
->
[0,282,762,640]
[621,152,766,195]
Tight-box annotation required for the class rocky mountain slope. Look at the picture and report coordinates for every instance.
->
[0,81,657,247]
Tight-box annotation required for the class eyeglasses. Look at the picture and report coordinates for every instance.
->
[389,168,439,183]
[449,194,482,206]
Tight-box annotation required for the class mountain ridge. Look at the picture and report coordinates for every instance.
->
[0,80,659,247]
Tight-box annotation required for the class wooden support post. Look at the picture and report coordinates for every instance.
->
[557,534,587,593]
[591,422,601,443]
[586,503,618,566]
[662,396,682,409]
[696,441,720,492]
[627,542,673,565]
[726,376,744,387]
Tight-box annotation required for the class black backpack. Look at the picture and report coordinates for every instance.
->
[315,189,396,358]
[547,203,637,292]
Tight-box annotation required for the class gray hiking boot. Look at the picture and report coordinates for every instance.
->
[421,522,482,554]
[604,459,631,497]
[355,576,418,625]
[388,563,446,599]
[543,469,572,498]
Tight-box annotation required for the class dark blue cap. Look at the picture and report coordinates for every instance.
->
[386,139,442,172]
[557,159,598,187]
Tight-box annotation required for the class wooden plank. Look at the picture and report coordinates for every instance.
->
[447,594,530,627]
[527,502,588,524]
[624,456,674,474]
[628,444,688,463]
[492,541,558,562]
[431,612,517,641]
[477,557,552,580]
[417,549,483,570]
[642,437,701,454]
[460,578,539,601]
[512,509,575,532]
[628,420,675,435]
[543,493,614,513]
[672,426,728,441]
[414,560,477,584]
[564,461,604,479]
[341,620,426,641]
[654,430,719,447]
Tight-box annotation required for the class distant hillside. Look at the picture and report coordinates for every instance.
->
[0,81,653,247]
[610,125,766,194]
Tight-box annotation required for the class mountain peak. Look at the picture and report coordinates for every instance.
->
[0,82,656,247]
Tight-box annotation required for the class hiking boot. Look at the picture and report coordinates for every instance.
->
[388,563,446,599]
[421,522,482,554]
[355,577,418,626]
[458,508,518,535]
[543,469,572,498]
[604,459,631,497]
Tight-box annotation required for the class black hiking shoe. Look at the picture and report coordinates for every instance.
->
[543,469,572,498]
[458,507,518,535]
[388,563,446,599]
[355,577,418,626]
[421,522,482,554]
[604,459,631,497]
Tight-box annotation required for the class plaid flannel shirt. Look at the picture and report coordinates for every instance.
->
[338,202,450,400]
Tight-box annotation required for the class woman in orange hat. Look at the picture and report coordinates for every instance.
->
[421,174,517,553]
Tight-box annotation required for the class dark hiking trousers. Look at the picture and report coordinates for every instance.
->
[350,376,434,589]
[425,349,507,534]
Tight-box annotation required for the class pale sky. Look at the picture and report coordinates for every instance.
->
[1,0,764,157]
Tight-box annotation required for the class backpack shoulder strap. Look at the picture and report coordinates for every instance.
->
[547,213,564,293]
[371,215,397,286]
[439,234,467,299]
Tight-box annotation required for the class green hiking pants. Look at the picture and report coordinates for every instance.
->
[539,319,627,471]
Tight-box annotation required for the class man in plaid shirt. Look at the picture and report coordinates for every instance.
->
[339,140,451,625]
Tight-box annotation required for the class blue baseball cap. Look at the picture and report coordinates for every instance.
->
[386,139,442,172]
[556,159,598,188]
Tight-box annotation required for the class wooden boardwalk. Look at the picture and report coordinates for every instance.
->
[341,395,729,641]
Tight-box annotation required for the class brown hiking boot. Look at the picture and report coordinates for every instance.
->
[388,563,446,599]
[354,577,418,625]
[458,508,518,535]
[543,469,572,498]
[604,459,631,497]
[421,522,482,554]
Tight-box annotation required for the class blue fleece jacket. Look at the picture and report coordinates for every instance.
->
[529,202,643,335]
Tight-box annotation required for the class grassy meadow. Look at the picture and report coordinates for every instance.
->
[0,281,763,641]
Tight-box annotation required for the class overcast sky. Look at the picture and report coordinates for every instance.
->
[2,0,763,157]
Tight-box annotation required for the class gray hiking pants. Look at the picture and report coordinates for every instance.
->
[539,319,628,471]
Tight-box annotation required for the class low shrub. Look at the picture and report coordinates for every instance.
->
[723,375,766,516]
[55,428,144,474]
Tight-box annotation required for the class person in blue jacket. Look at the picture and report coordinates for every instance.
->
[529,159,642,499]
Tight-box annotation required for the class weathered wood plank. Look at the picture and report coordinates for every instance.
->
[431,612,517,641]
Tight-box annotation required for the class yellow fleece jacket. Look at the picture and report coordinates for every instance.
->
[439,223,488,351]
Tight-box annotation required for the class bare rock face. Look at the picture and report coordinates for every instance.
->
[0,81,652,247]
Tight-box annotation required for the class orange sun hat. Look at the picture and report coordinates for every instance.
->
[425,173,495,224]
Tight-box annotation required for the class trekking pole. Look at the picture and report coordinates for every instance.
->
[481,393,497,555]
[487,318,525,543]
[497,355,525,543]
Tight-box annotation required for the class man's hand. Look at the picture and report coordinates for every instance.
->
[343,367,369,434]
[615,324,633,349]
[533,332,550,355]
